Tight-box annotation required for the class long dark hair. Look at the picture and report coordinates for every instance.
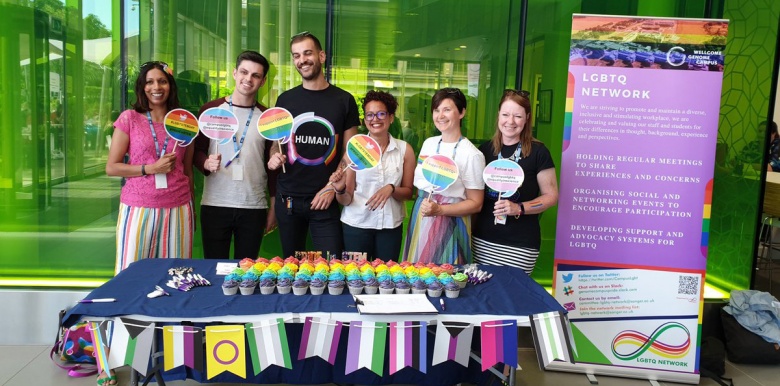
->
[132,61,180,113]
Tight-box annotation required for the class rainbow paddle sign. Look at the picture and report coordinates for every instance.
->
[257,107,294,143]
[163,108,199,146]
[198,107,239,141]
[421,154,459,192]
[483,159,524,197]
[345,134,382,171]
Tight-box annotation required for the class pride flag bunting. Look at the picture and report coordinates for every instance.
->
[89,321,111,374]
[432,321,473,367]
[246,319,292,374]
[162,325,204,372]
[298,316,343,364]
[205,325,246,379]
[107,318,155,375]
[529,311,575,368]
[389,321,427,374]
[480,320,518,371]
[345,321,387,376]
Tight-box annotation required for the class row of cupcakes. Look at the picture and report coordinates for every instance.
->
[223,260,467,297]
[237,256,457,276]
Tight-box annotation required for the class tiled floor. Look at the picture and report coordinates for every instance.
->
[5,345,777,386]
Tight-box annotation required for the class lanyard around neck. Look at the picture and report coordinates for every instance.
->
[436,136,464,159]
[146,111,168,158]
[498,143,522,162]
[228,96,254,160]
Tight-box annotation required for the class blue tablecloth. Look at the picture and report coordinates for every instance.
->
[64,258,564,385]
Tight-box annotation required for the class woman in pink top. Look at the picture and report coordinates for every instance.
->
[106,61,194,276]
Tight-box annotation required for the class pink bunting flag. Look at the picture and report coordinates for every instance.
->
[480,320,518,371]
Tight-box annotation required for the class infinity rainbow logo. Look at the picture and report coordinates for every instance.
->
[611,321,691,360]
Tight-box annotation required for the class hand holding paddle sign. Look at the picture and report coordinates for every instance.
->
[257,107,293,173]
[483,159,525,224]
[419,154,459,217]
[197,107,239,172]
[163,108,200,151]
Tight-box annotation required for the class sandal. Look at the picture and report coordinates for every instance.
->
[96,370,117,386]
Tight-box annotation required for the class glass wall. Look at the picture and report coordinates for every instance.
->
[1,0,778,292]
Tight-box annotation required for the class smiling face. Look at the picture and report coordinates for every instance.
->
[291,37,325,81]
[144,68,170,109]
[432,98,465,135]
[233,60,267,98]
[497,99,528,143]
[364,100,394,136]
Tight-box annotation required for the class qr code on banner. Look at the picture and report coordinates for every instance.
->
[678,275,699,295]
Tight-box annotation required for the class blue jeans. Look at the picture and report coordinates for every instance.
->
[342,223,403,261]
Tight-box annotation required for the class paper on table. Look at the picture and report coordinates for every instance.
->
[215,262,238,275]
[353,294,439,315]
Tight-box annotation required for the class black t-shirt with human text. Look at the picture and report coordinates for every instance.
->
[275,85,360,196]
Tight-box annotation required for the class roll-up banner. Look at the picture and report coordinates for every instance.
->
[552,14,728,384]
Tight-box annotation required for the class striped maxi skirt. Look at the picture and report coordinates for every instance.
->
[402,194,472,265]
[115,201,194,274]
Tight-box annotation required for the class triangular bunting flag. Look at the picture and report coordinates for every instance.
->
[389,321,427,375]
[529,311,575,368]
[163,325,204,372]
[298,316,343,364]
[205,325,246,379]
[345,321,387,376]
[246,318,292,374]
[432,321,473,367]
[107,318,155,375]
[89,321,111,374]
[480,320,518,372]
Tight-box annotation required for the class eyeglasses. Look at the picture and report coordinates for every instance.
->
[504,89,530,98]
[290,31,313,42]
[141,61,173,76]
[365,111,389,121]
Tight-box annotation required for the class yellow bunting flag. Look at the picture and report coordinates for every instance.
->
[205,325,246,379]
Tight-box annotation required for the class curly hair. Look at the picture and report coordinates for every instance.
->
[363,90,398,115]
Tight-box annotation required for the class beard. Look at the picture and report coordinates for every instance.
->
[297,61,322,81]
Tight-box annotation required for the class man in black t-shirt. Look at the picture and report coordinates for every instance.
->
[268,32,360,257]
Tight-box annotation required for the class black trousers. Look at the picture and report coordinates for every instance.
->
[200,205,267,259]
[274,194,343,258]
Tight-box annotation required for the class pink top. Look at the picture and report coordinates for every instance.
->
[115,110,191,208]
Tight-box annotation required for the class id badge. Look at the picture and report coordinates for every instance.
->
[495,214,507,225]
[232,164,244,181]
[155,173,168,189]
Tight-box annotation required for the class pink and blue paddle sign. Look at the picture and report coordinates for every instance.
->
[346,134,382,171]
[483,159,524,197]
[198,107,239,141]
[421,154,459,192]
[164,108,199,146]
[257,107,293,143]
